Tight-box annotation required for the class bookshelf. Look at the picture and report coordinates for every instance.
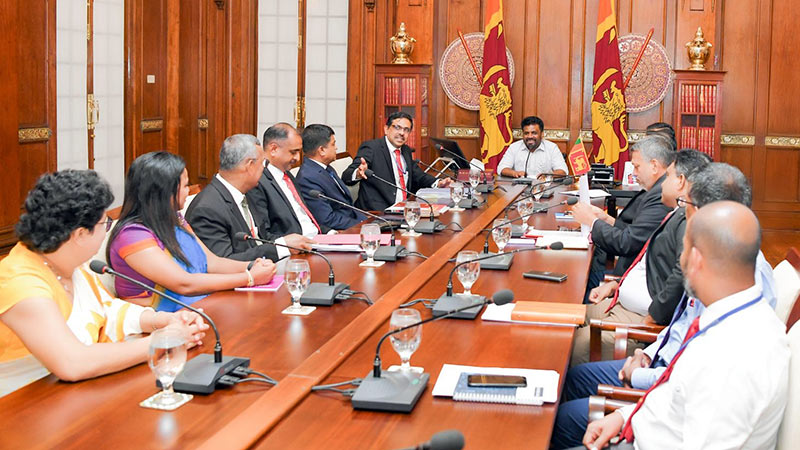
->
[375,64,431,160]
[672,70,725,160]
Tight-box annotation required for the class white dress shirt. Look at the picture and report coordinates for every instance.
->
[266,163,319,238]
[616,257,652,316]
[496,138,568,178]
[618,284,789,449]
[384,136,410,204]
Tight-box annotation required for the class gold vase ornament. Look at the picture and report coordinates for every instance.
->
[686,27,712,70]
[390,22,416,64]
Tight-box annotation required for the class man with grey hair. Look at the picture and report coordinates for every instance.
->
[186,134,282,262]
[572,135,674,304]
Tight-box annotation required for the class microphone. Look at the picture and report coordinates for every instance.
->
[479,197,577,270]
[413,159,456,181]
[503,176,574,219]
[434,143,495,193]
[364,168,447,234]
[234,232,349,306]
[397,430,466,450]
[307,190,406,262]
[89,260,251,395]
[434,244,562,319]
[350,290,514,412]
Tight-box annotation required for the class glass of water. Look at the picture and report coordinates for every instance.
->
[456,250,481,296]
[403,201,422,237]
[147,327,188,408]
[360,223,383,266]
[389,308,422,372]
[285,259,311,311]
[517,196,535,227]
[450,182,465,211]
[469,168,481,189]
[532,182,546,204]
[492,218,512,253]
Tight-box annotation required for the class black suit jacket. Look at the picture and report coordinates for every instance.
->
[341,138,437,212]
[644,207,687,324]
[185,177,279,261]
[246,166,331,241]
[295,159,365,231]
[590,174,671,276]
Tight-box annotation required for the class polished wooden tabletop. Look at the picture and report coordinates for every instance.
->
[0,184,592,450]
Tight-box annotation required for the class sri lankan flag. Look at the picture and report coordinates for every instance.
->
[479,0,513,171]
[591,0,629,171]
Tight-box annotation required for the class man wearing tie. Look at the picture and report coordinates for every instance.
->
[247,123,329,240]
[295,124,366,231]
[342,111,451,212]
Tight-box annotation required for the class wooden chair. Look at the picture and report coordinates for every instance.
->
[777,320,800,449]
[775,247,800,330]
[588,319,664,362]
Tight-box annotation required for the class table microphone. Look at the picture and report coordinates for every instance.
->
[503,176,574,219]
[364,168,447,234]
[307,189,406,261]
[89,260,251,395]
[397,430,465,450]
[416,158,479,209]
[434,143,495,193]
[434,243,562,319]
[350,290,514,413]
[234,232,348,306]
[479,197,577,270]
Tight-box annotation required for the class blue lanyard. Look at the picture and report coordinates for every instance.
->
[675,295,761,355]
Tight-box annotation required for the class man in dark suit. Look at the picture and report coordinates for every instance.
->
[247,123,329,242]
[572,135,674,303]
[295,124,365,230]
[185,134,282,261]
[342,111,451,212]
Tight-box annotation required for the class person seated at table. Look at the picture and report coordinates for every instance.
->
[295,124,365,231]
[568,150,711,367]
[0,170,208,397]
[572,135,673,303]
[187,134,311,261]
[246,123,330,239]
[108,151,276,312]
[551,163,778,449]
[496,115,568,179]
[342,111,451,212]
[563,201,788,450]
[645,121,677,151]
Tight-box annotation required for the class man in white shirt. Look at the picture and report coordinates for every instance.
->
[496,116,568,179]
[577,201,789,450]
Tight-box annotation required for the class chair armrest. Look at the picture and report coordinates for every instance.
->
[589,319,666,361]
[597,384,645,402]
[588,395,634,422]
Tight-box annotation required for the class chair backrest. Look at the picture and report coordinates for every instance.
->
[779,248,800,330]
[777,320,800,449]
[329,156,359,200]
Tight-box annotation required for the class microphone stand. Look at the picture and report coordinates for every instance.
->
[89,261,252,395]
[237,233,349,306]
[308,190,406,262]
[413,158,456,181]
[350,290,514,413]
[435,144,496,193]
[365,169,447,234]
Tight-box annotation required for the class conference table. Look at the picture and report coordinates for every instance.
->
[0,183,593,450]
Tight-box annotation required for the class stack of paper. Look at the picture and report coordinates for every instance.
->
[311,234,390,252]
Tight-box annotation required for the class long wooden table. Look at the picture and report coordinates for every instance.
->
[0,184,592,449]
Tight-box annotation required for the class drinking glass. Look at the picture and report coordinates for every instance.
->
[469,168,481,189]
[389,308,422,372]
[403,201,422,237]
[516,196,535,227]
[456,250,481,296]
[360,223,384,267]
[532,182,546,204]
[147,328,188,408]
[492,219,512,253]
[284,259,312,314]
[449,182,465,211]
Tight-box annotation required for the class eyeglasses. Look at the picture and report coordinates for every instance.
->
[390,124,412,134]
[98,217,113,232]
[676,196,698,209]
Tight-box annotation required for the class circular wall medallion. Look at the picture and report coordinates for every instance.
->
[618,34,673,113]
[439,32,515,111]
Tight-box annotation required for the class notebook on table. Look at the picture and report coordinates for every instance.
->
[432,364,559,405]
[234,275,284,292]
[452,373,545,406]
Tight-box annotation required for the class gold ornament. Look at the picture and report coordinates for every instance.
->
[686,27,712,70]
[390,23,416,64]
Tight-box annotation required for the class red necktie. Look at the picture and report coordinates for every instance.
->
[283,173,321,233]
[619,316,701,442]
[394,149,407,201]
[605,211,674,313]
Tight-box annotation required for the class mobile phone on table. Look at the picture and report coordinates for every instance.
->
[467,374,527,388]
[523,270,568,282]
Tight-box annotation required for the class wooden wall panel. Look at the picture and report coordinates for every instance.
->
[535,0,572,130]
[766,0,800,135]
[718,0,757,132]
[763,148,800,203]
[720,146,753,182]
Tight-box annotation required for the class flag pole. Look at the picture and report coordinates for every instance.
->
[457,29,483,84]
[622,28,654,91]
